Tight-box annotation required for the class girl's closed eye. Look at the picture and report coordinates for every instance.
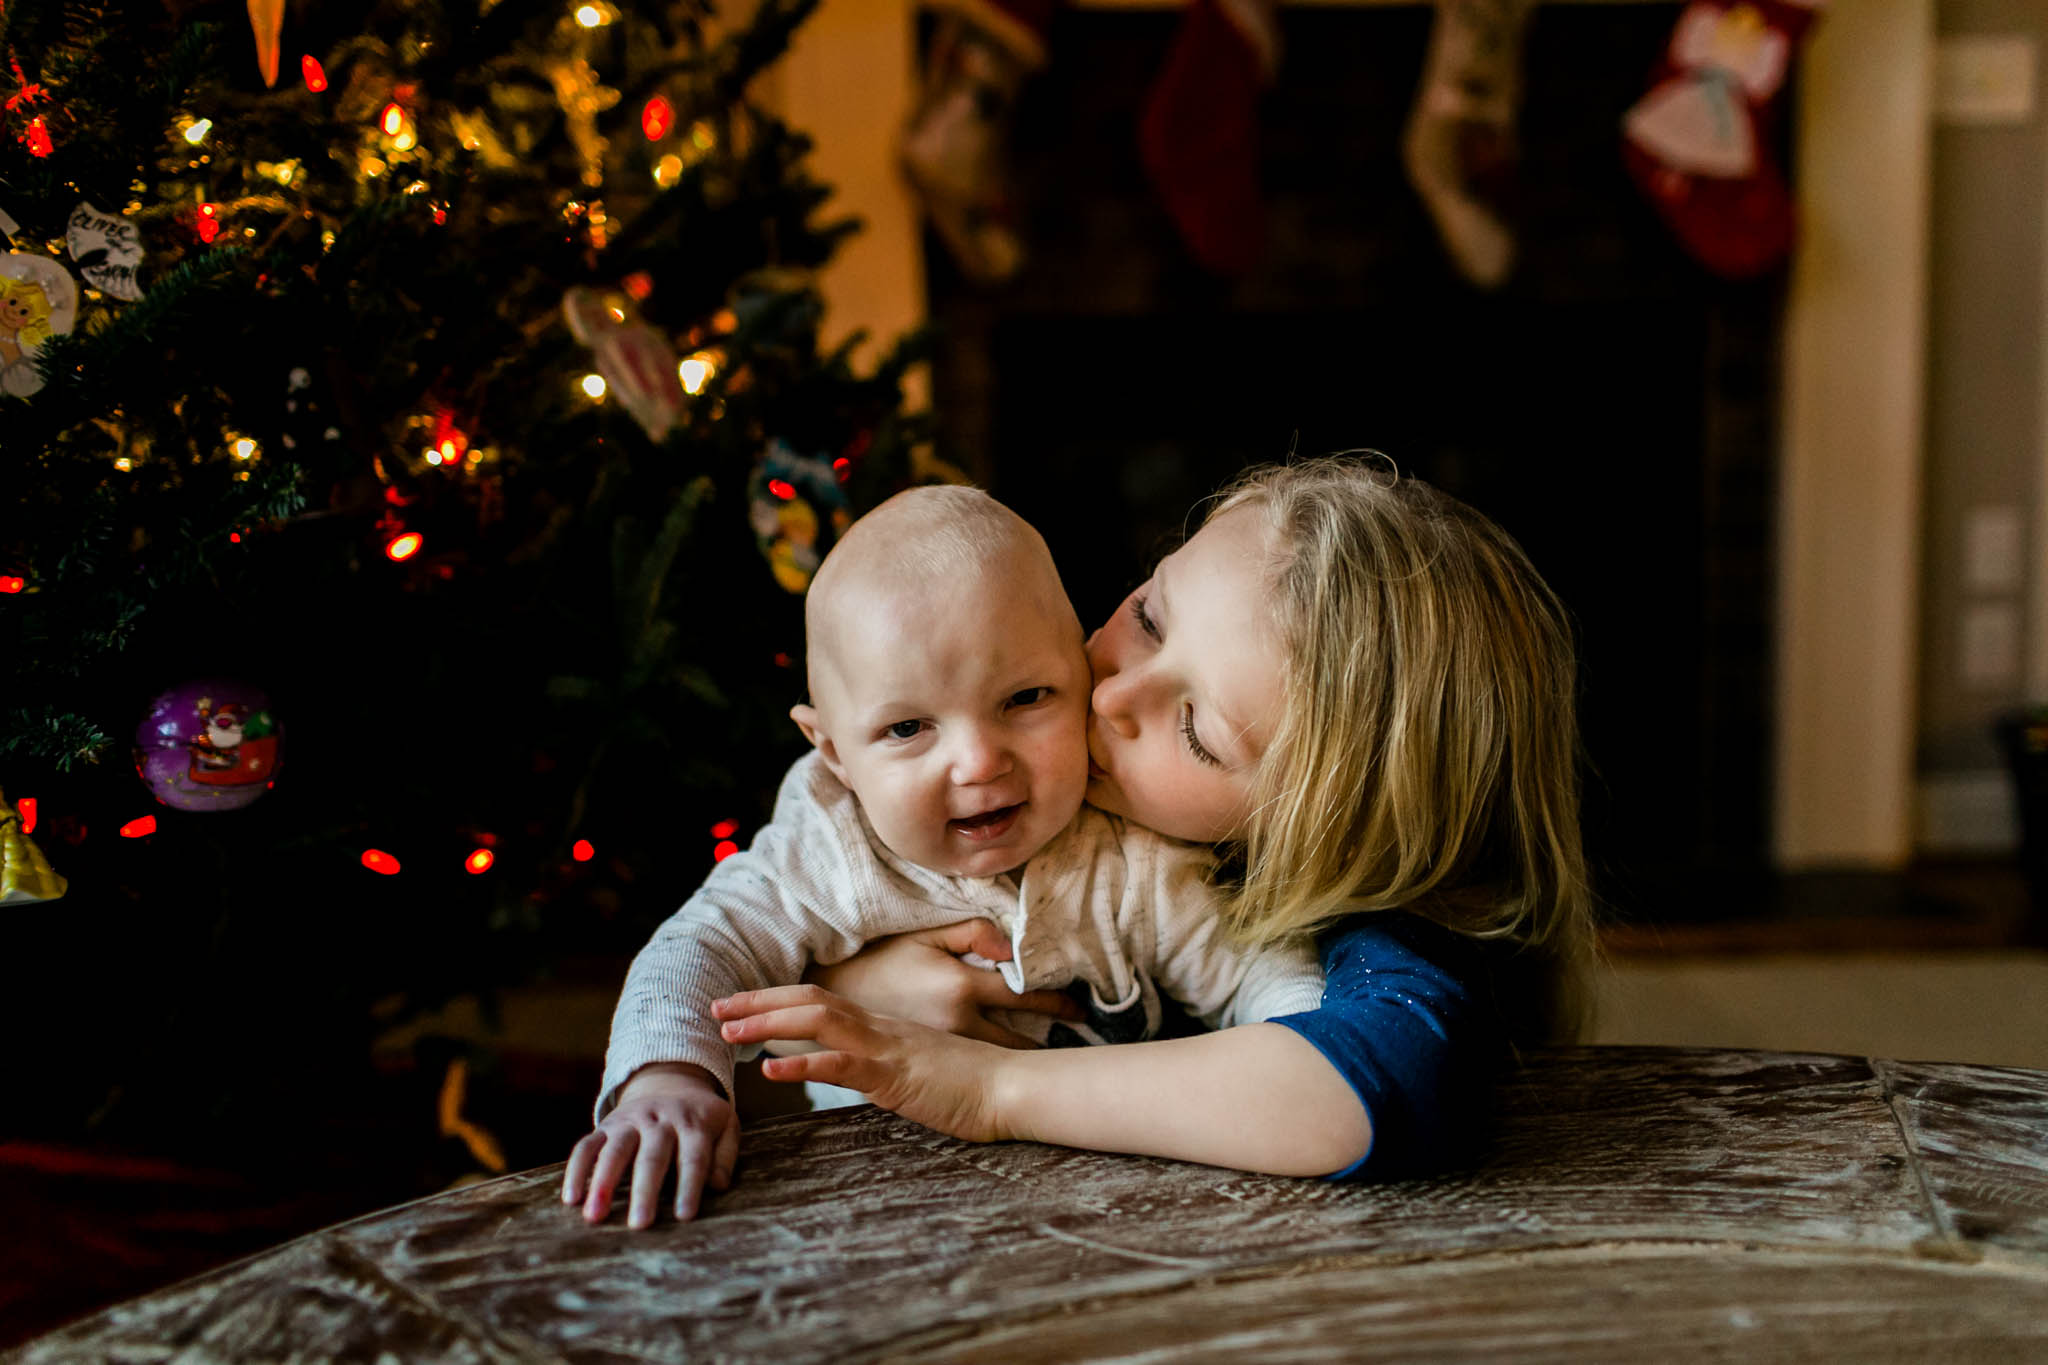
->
[1181,706,1222,768]
[1129,593,1161,641]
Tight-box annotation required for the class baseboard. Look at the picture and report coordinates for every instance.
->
[1915,769,2019,854]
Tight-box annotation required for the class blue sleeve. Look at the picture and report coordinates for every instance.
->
[1266,914,1504,1180]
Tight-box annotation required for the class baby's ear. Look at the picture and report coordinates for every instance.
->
[789,703,850,786]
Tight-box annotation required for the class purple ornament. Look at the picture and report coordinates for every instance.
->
[133,680,284,812]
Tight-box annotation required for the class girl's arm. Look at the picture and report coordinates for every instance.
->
[712,987,1372,1176]
[999,1022,1371,1175]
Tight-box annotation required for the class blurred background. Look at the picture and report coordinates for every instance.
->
[7,0,2048,1347]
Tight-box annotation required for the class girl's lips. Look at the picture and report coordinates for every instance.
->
[949,803,1022,842]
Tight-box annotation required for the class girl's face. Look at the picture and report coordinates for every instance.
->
[1084,505,1286,843]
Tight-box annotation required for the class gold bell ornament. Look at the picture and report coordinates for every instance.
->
[0,786,68,905]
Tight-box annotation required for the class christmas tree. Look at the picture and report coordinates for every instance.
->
[1,0,927,1166]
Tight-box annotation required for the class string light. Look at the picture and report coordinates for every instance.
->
[0,576,22,593]
[361,849,401,875]
[119,816,157,838]
[302,55,328,92]
[677,353,715,395]
[381,103,405,136]
[713,840,738,862]
[196,203,220,244]
[642,95,674,141]
[768,478,796,500]
[574,3,610,26]
[652,154,683,188]
[17,798,37,833]
[384,531,423,561]
[581,374,606,400]
[182,118,212,145]
[571,839,594,862]
[24,116,51,157]
[710,819,740,839]
[465,848,495,874]
[232,438,257,460]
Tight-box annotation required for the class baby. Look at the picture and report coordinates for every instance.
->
[567,485,1324,1226]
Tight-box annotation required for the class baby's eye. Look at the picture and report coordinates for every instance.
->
[884,719,928,741]
[1007,687,1052,709]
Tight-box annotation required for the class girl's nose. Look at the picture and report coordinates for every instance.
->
[1091,668,1141,740]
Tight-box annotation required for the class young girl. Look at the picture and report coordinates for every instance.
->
[712,455,1597,1178]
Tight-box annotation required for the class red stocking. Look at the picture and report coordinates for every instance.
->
[1138,0,1280,275]
[1622,0,1825,278]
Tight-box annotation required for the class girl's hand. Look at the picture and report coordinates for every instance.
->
[562,1063,738,1228]
[714,985,1012,1143]
[803,919,1083,1048]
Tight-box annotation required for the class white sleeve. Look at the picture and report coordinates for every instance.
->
[1126,829,1326,1030]
[595,757,885,1120]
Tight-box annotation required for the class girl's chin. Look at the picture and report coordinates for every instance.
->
[1084,773,1129,816]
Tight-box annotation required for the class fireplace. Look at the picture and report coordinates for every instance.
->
[925,3,1782,921]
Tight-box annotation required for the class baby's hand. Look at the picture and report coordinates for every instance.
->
[803,918,1084,1047]
[562,1063,738,1228]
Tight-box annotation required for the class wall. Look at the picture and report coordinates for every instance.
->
[1914,1,2046,854]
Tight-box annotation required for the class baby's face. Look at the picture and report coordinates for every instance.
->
[806,570,1090,878]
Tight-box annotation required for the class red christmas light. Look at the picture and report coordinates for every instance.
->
[196,203,220,244]
[431,204,447,226]
[381,102,405,136]
[119,815,157,838]
[0,576,23,593]
[641,95,674,142]
[229,532,241,543]
[623,271,653,301]
[767,479,795,501]
[710,819,740,839]
[713,840,738,862]
[430,411,468,463]
[361,849,401,875]
[25,116,50,158]
[571,839,595,862]
[384,531,423,562]
[832,457,850,481]
[17,797,37,834]
[301,55,328,92]
[773,652,793,668]
[465,848,495,874]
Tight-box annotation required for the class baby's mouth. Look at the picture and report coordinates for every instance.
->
[949,803,1023,841]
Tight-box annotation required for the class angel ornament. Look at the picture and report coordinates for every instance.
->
[0,253,79,398]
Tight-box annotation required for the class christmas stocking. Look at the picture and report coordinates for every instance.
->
[1622,0,1824,278]
[899,1,1052,284]
[1403,0,1538,289]
[1139,0,1280,275]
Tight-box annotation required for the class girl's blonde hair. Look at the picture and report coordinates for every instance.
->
[1214,456,1596,1039]
[0,276,54,346]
